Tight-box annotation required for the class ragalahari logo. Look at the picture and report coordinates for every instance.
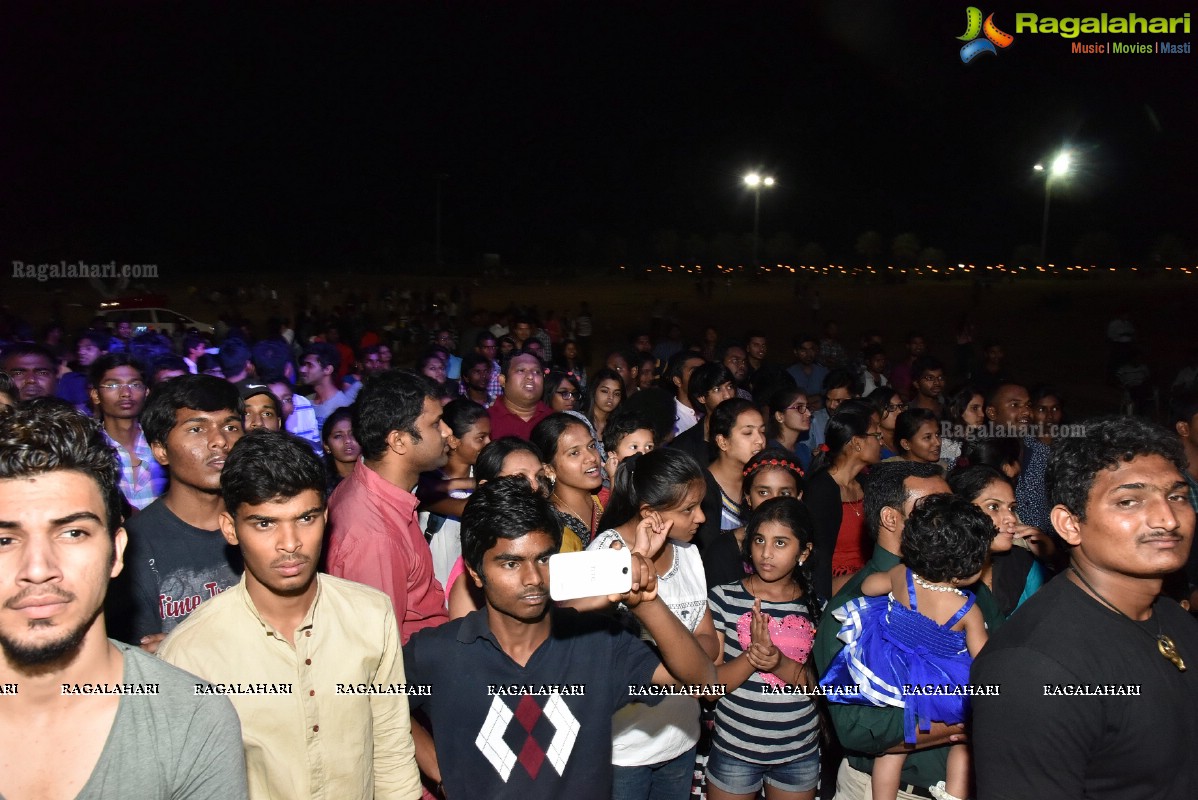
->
[959,7,1015,62]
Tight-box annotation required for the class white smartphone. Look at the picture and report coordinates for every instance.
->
[549,548,633,601]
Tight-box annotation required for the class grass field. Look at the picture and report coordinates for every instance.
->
[8,270,1195,420]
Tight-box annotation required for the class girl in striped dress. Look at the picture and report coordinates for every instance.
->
[706,497,822,800]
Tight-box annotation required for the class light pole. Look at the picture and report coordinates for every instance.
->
[1034,151,1070,265]
[743,172,775,267]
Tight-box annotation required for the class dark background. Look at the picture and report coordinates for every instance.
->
[3,1,1195,273]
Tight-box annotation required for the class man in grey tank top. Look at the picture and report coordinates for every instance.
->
[0,403,247,799]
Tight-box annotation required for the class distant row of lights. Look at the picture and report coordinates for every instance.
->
[618,264,1196,276]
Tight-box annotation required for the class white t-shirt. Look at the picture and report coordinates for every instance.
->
[589,529,706,766]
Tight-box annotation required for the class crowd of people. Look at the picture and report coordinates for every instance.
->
[1,302,1197,800]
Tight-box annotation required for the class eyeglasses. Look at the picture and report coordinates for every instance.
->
[555,390,580,400]
[786,403,810,413]
[98,382,148,392]
[866,431,884,441]
[920,375,945,384]
[885,403,908,413]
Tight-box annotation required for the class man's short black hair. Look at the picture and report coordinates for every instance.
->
[901,493,995,583]
[1048,416,1188,521]
[128,332,173,365]
[252,339,294,381]
[502,350,541,377]
[302,342,341,373]
[461,352,490,376]
[1169,387,1198,427]
[87,353,146,388]
[0,404,123,537]
[461,475,561,579]
[687,363,736,413]
[353,370,438,461]
[0,342,57,365]
[141,374,244,447]
[150,354,189,385]
[221,429,326,517]
[77,328,111,351]
[862,460,946,540]
[911,355,945,380]
[218,339,252,378]
[821,367,859,396]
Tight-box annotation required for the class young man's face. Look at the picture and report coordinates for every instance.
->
[500,355,544,406]
[633,334,652,353]
[722,347,748,383]
[361,351,385,377]
[268,382,295,420]
[605,354,632,386]
[824,386,853,414]
[0,470,127,667]
[747,337,768,361]
[3,354,58,401]
[401,397,451,473]
[915,369,945,400]
[244,396,281,431]
[90,366,149,421]
[468,530,555,624]
[674,356,705,401]
[476,338,498,360]
[76,339,105,367]
[1058,454,1194,579]
[151,407,245,493]
[115,321,133,340]
[220,489,325,598]
[700,381,736,415]
[986,384,1031,426]
[795,341,818,366]
[465,361,491,393]
[298,355,330,388]
[512,322,532,344]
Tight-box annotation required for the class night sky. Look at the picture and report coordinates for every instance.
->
[4,1,1195,271]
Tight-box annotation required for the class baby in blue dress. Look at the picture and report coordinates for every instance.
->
[820,494,996,800]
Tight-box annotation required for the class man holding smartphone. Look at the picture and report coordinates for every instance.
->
[403,476,718,799]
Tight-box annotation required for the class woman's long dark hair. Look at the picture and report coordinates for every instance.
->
[585,368,625,421]
[808,399,874,473]
[740,496,822,612]
[596,448,705,532]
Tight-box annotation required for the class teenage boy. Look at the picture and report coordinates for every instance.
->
[299,342,349,431]
[88,353,167,510]
[0,403,247,799]
[108,375,245,651]
[160,430,422,799]
[403,477,719,798]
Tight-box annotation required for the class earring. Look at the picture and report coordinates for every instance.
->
[797,560,805,567]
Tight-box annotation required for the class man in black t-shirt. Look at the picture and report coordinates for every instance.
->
[403,477,718,799]
[106,375,244,651]
[973,416,1198,800]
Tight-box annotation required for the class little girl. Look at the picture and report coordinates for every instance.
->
[819,494,995,800]
[707,497,822,800]
[703,446,805,589]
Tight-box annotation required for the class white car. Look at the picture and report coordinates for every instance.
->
[96,306,215,336]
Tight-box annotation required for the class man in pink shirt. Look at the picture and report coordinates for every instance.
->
[487,350,552,440]
[325,371,450,642]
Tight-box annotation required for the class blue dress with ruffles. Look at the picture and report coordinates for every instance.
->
[819,569,975,743]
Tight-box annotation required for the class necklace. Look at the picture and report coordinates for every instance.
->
[912,573,964,596]
[553,491,596,532]
[1069,566,1186,672]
